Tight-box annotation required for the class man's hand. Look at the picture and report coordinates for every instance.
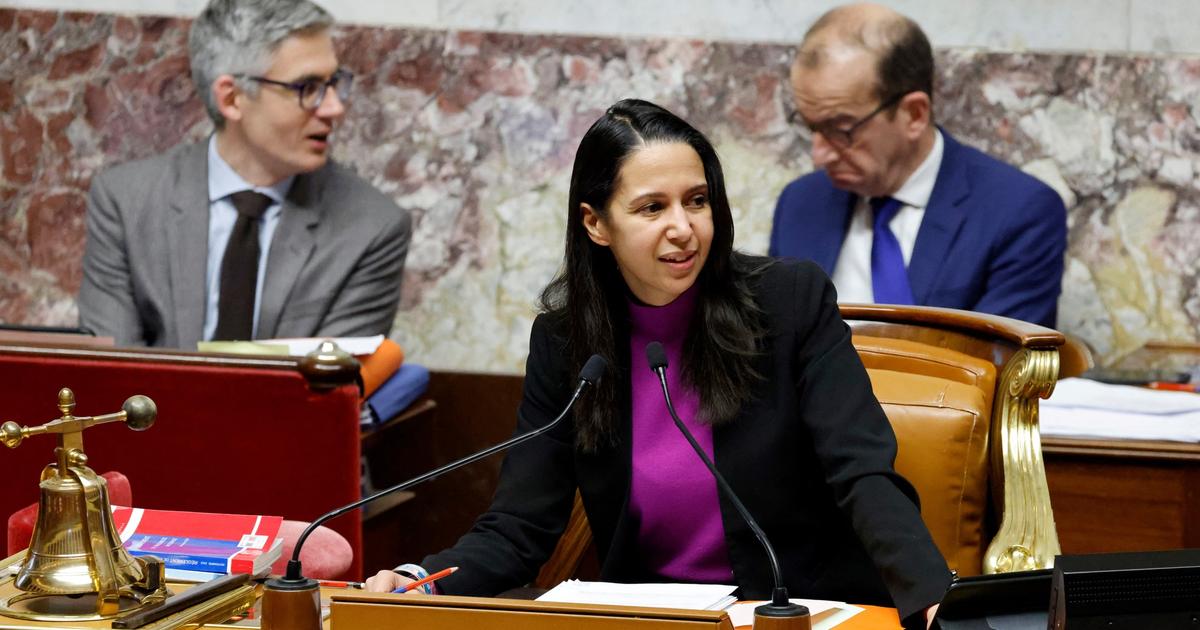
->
[364,569,415,593]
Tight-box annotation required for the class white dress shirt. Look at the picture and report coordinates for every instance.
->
[203,136,293,341]
[831,130,945,303]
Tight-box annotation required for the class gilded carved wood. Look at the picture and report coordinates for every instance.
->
[983,347,1062,574]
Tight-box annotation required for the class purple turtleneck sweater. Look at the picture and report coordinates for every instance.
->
[627,284,734,584]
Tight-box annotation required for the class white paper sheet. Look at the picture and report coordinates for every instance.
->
[537,580,737,611]
[1040,378,1200,442]
[1045,378,1200,414]
[255,335,385,356]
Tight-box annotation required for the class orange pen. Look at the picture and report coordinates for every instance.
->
[317,580,363,588]
[1147,381,1199,392]
[392,566,458,594]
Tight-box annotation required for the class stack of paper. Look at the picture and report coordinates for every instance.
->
[1040,378,1200,442]
[537,581,862,629]
[198,335,385,357]
[257,335,385,356]
[537,580,737,611]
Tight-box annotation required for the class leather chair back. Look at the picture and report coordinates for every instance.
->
[855,335,994,575]
[843,304,1065,576]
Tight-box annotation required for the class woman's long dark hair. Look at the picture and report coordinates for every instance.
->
[539,99,771,451]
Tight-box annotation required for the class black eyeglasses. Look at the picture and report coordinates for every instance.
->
[238,69,354,111]
[790,92,905,148]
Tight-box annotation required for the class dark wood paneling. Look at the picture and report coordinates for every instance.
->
[361,371,524,577]
[1044,438,1200,555]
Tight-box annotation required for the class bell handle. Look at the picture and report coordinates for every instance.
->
[1,395,156,449]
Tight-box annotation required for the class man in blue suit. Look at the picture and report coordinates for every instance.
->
[769,3,1066,328]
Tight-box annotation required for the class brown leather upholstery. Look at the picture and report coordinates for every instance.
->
[843,304,1065,576]
[856,335,994,575]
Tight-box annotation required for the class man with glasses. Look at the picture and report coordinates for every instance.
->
[78,0,412,348]
[769,3,1066,328]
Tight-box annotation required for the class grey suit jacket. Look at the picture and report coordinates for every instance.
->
[78,141,412,349]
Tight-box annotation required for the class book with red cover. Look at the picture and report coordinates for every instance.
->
[110,506,284,575]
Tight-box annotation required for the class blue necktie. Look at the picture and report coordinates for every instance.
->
[869,196,914,305]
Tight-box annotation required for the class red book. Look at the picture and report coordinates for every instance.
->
[110,506,284,575]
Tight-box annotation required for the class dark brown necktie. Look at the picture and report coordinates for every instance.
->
[213,191,273,341]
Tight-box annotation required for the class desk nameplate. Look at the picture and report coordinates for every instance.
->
[330,592,735,630]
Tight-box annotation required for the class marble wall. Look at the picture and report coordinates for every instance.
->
[2,9,1198,371]
[8,0,1200,55]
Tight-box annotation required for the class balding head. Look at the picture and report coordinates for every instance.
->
[785,3,937,198]
[795,3,933,105]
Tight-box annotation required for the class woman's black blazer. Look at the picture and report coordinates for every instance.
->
[421,259,952,624]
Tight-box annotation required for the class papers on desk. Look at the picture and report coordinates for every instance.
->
[537,580,737,611]
[257,335,384,356]
[1040,377,1200,442]
[725,599,864,630]
[537,581,862,629]
[198,335,385,357]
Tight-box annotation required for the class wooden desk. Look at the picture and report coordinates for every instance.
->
[326,591,899,630]
[1043,437,1200,554]
[0,554,256,630]
[733,605,898,630]
[1044,340,1200,553]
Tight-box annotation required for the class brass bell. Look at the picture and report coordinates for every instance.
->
[0,388,170,622]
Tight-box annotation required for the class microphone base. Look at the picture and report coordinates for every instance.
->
[261,576,321,630]
[752,603,811,630]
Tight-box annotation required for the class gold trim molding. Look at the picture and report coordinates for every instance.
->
[983,347,1061,573]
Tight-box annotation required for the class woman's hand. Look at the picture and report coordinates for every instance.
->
[364,569,415,593]
[925,603,940,629]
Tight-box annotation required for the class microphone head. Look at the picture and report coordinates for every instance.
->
[645,342,668,371]
[579,354,608,385]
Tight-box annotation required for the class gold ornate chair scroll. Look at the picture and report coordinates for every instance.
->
[841,303,1065,576]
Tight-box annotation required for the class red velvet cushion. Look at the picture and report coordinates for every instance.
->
[272,520,352,580]
[7,471,132,556]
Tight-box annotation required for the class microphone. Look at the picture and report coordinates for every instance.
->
[261,354,608,629]
[644,342,808,625]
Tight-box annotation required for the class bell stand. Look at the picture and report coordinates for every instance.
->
[0,389,167,623]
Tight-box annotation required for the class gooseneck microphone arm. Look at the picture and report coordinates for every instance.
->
[644,342,794,610]
[282,354,608,581]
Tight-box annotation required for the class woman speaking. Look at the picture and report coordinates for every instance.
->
[366,99,950,629]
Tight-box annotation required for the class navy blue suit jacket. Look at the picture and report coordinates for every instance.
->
[768,131,1066,328]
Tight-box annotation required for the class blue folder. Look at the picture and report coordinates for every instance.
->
[364,363,430,424]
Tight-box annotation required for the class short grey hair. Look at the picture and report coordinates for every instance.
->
[188,0,335,127]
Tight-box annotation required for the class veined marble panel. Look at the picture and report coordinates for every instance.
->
[1,9,1198,371]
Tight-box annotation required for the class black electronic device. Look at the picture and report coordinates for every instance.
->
[1048,549,1200,629]
[933,569,1051,630]
[1081,367,1191,385]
